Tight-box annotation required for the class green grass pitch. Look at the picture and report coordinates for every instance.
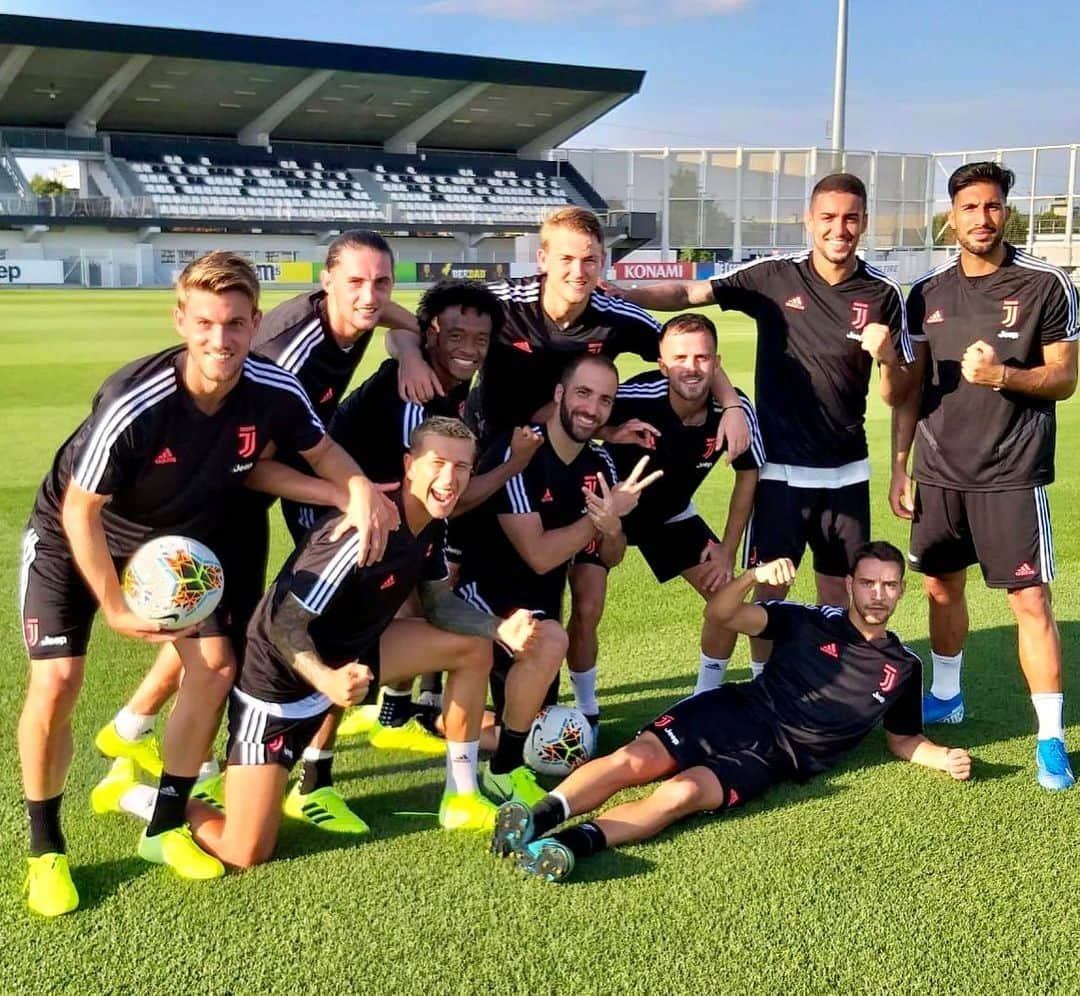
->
[0,287,1077,994]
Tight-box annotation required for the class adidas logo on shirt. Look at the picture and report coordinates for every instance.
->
[925,309,945,325]
[380,574,396,590]
[819,642,839,659]
[154,447,177,465]
[541,488,554,503]
[784,295,806,311]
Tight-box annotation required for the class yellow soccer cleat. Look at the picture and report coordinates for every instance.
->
[191,773,226,811]
[95,721,163,779]
[282,784,370,835]
[90,757,140,816]
[368,717,446,755]
[137,826,224,880]
[24,853,79,917]
[438,790,498,832]
[336,704,380,739]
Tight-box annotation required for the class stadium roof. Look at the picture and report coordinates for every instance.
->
[0,15,644,156]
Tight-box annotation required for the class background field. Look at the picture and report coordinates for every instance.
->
[0,288,1077,995]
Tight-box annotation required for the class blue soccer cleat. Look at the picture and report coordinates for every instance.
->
[922,691,965,725]
[514,838,575,883]
[1035,738,1075,791]
[491,801,534,858]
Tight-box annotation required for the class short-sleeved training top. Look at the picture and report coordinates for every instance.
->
[468,274,661,439]
[710,253,911,472]
[749,601,923,775]
[907,245,1079,491]
[455,425,617,612]
[607,372,765,531]
[30,346,323,556]
[241,492,448,703]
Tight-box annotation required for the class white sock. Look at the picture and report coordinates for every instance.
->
[694,654,729,695]
[196,759,220,783]
[302,747,333,763]
[114,706,155,742]
[1031,693,1065,741]
[549,790,571,821]
[930,651,963,700]
[570,667,599,715]
[118,783,156,823]
[445,740,480,795]
[749,660,766,679]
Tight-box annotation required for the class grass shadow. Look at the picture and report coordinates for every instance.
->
[66,855,149,912]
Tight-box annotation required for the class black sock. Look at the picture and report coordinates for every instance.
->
[146,773,196,837]
[490,727,528,775]
[530,795,568,838]
[419,672,443,696]
[379,691,414,728]
[554,821,608,859]
[26,795,65,856]
[300,755,333,794]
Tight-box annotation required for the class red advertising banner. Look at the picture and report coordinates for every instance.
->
[613,261,695,280]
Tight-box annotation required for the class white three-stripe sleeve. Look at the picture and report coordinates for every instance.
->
[402,401,426,450]
[71,369,178,493]
[865,263,914,364]
[290,531,365,615]
[242,358,325,450]
[731,392,767,469]
[499,444,534,515]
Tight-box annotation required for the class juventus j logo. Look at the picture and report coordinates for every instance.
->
[850,301,870,331]
[1001,299,1020,329]
[878,663,900,694]
[236,425,257,458]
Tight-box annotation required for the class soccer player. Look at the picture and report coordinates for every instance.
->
[891,161,1078,790]
[610,174,913,679]
[324,279,544,750]
[600,312,765,692]
[94,231,405,830]
[93,417,558,866]
[490,543,972,882]
[456,353,660,806]
[18,251,392,915]
[388,207,749,725]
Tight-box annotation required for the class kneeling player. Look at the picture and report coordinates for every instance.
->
[490,543,972,881]
[95,418,543,866]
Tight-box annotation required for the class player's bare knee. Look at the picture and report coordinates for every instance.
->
[569,592,604,630]
[537,620,569,665]
[924,573,963,604]
[656,770,717,817]
[26,659,83,715]
[620,735,671,782]
[1007,583,1052,620]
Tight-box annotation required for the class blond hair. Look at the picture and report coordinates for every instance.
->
[540,206,603,250]
[175,251,260,312]
[409,415,476,455]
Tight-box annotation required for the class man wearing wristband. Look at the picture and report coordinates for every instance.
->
[491,542,972,883]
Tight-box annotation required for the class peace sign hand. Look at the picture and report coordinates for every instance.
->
[591,456,663,519]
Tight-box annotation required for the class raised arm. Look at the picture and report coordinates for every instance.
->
[610,279,715,311]
[454,427,544,516]
[705,558,796,636]
[384,321,445,404]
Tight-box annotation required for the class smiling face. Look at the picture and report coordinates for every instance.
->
[950,180,1007,257]
[174,288,260,391]
[538,225,603,312]
[320,245,393,341]
[554,359,618,443]
[425,305,492,386]
[658,328,716,406]
[404,432,475,520]
[806,189,867,267]
[846,557,905,628]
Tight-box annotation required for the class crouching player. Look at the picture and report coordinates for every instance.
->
[491,542,972,881]
[97,418,542,866]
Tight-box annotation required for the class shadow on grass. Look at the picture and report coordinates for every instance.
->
[69,855,148,912]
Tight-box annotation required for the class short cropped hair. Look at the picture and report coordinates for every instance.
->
[849,540,906,578]
[660,312,718,349]
[540,206,604,250]
[417,279,503,337]
[811,172,868,211]
[325,229,395,270]
[408,415,476,455]
[175,251,259,312]
[948,161,1015,202]
[559,351,618,389]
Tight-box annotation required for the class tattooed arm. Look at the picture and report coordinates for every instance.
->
[266,593,371,707]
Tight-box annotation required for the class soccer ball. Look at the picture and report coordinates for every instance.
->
[524,705,596,777]
[121,535,224,631]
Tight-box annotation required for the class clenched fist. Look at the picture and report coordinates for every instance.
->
[752,557,797,588]
[859,322,898,364]
[323,662,373,708]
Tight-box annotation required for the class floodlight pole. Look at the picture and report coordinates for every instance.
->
[831,0,848,151]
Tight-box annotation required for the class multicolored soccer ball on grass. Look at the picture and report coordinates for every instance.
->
[524,705,596,777]
[121,535,224,630]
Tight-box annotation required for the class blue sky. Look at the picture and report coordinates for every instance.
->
[3,0,1077,153]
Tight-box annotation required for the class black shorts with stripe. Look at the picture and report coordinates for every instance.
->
[456,579,560,720]
[642,683,797,811]
[226,687,331,769]
[628,514,719,583]
[908,483,1054,588]
[742,479,870,578]
[19,524,232,661]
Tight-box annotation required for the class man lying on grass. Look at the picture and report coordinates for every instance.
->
[491,541,972,882]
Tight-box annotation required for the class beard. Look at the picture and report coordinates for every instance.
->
[559,396,595,443]
[669,373,711,406]
[957,227,1004,257]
